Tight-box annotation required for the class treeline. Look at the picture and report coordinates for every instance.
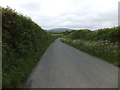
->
[61,27,120,67]
[2,7,56,88]
[63,27,119,43]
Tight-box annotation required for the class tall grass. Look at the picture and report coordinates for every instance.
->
[61,38,119,67]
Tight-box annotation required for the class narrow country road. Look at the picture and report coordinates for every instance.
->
[25,39,118,88]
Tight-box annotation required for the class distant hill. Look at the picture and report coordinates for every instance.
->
[48,28,73,33]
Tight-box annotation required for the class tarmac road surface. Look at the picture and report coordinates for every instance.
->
[25,39,118,88]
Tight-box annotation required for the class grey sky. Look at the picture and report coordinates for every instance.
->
[1,0,119,30]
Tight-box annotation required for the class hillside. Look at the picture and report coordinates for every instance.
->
[48,28,73,33]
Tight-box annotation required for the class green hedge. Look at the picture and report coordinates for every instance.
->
[63,27,120,43]
[2,7,56,88]
[61,26,120,67]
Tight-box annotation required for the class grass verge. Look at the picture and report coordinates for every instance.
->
[3,38,56,88]
[61,38,119,67]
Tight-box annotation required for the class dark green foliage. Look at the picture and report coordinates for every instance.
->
[61,26,119,67]
[96,27,119,43]
[70,29,92,40]
[67,27,119,43]
[2,7,56,88]
[62,31,71,35]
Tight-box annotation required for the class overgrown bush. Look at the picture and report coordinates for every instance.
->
[2,7,56,88]
[61,26,120,67]
[65,27,119,43]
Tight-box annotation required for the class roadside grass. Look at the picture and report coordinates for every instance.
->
[2,39,56,88]
[3,50,44,88]
[61,38,119,67]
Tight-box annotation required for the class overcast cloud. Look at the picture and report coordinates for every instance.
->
[1,0,119,30]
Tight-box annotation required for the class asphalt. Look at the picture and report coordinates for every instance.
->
[25,39,118,88]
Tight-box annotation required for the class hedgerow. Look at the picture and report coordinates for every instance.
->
[61,27,120,67]
[2,7,56,88]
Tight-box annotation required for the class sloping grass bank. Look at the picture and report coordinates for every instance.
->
[61,27,119,67]
[2,7,56,88]
[61,38,119,66]
[61,26,120,67]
